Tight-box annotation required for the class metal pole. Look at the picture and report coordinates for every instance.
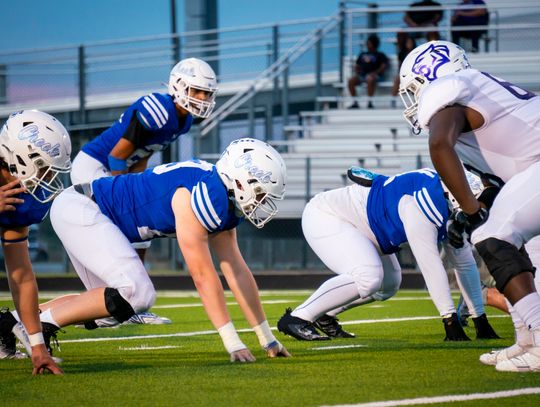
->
[248,93,255,136]
[281,59,289,126]
[272,25,280,104]
[171,0,180,63]
[338,2,346,84]
[305,156,311,202]
[265,102,273,142]
[315,29,322,110]
[78,45,86,124]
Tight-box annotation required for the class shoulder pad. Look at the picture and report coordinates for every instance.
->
[136,93,172,130]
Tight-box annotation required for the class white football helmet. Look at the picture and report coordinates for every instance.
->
[0,110,72,203]
[168,58,218,119]
[216,138,286,228]
[399,41,470,132]
[441,169,484,210]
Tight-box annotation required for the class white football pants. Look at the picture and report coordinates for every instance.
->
[50,187,156,313]
[292,195,401,322]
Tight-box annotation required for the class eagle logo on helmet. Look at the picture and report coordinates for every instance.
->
[412,44,451,82]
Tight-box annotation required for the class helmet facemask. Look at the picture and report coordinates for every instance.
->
[170,79,216,119]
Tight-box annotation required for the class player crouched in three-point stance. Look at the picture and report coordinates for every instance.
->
[17,138,290,363]
[277,167,499,342]
[0,110,71,375]
[69,57,218,326]
[399,40,540,372]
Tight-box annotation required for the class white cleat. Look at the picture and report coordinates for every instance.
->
[479,343,526,366]
[124,312,172,325]
[495,348,540,372]
[12,322,63,364]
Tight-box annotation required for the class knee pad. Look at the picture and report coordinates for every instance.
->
[104,287,135,323]
[347,266,383,298]
[475,238,536,292]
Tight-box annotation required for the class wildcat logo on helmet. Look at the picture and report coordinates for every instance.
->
[17,124,61,158]
[412,44,452,82]
[234,153,273,183]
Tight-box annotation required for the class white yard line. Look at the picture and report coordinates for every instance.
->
[322,387,540,407]
[310,344,367,350]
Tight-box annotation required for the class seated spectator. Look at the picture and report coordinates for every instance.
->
[347,34,388,109]
[391,32,416,108]
[452,0,489,53]
[404,0,443,40]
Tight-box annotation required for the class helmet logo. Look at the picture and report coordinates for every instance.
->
[18,125,61,158]
[234,153,272,183]
[177,65,195,77]
[412,44,450,82]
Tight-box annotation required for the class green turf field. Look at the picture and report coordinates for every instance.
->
[1,290,539,406]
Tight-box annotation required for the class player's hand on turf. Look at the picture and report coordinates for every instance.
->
[31,346,64,375]
[265,340,291,358]
[0,179,25,212]
[230,348,256,363]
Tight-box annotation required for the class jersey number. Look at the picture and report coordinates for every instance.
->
[481,72,536,101]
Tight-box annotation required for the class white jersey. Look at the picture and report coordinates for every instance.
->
[418,68,540,182]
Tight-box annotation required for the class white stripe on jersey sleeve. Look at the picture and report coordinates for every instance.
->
[143,96,167,127]
[148,94,169,121]
[200,182,222,227]
[191,183,221,231]
[137,111,151,128]
[414,188,443,227]
[142,99,165,128]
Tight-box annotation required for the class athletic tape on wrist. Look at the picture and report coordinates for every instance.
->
[253,320,276,348]
[28,332,45,347]
[217,321,246,354]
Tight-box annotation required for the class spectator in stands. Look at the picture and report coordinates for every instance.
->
[347,34,388,109]
[391,32,416,108]
[452,0,489,53]
[404,0,443,40]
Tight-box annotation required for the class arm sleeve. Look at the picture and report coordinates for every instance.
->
[399,196,456,316]
[121,113,153,148]
[442,240,485,317]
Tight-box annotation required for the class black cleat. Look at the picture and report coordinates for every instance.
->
[42,322,61,356]
[443,313,471,341]
[473,313,501,339]
[313,314,355,338]
[277,308,330,341]
[0,308,18,359]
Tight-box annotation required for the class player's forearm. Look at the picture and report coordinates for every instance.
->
[190,267,232,328]
[222,264,266,327]
[8,273,42,334]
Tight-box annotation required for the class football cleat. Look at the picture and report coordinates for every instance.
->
[13,322,63,364]
[0,308,20,360]
[495,349,540,372]
[479,343,526,366]
[277,308,330,341]
[472,313,500,339]
[313,314,355,338]
[124,312,172,325]
[443,313,471,341]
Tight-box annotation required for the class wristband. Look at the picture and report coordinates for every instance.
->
[28,332,45,347]
[107,155,128,171]
[217,321,246,354]
[253,320,277,348]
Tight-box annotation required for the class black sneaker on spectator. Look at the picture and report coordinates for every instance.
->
[348,101,360,109]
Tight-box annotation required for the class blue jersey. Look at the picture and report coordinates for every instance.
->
[91,160,243,242]
[81,93,193,169]
[0,192,50,228]
[366,169,449,254]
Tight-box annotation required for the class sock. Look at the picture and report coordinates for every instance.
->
[291,274,360,322]
[39,309,60,328]
[513,292,540,330]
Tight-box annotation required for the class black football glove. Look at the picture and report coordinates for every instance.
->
[447,207,489,249]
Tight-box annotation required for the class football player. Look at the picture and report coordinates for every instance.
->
[399,40,540,372]
[17,138,290,363]
[277,167,499,342]
[0,110,71,375]
[70,57,218,326]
